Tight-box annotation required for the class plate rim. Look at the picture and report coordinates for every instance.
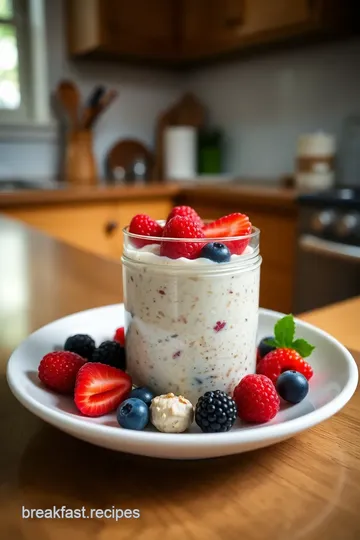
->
[6,305,359,449]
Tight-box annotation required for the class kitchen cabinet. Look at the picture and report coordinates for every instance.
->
[67,0,179,60]
[4,199,173,260]
[68,0,356,64]
[181,0,351,60]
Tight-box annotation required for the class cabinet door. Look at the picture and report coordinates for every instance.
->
[182,0,315,58]
[100,0,179,59]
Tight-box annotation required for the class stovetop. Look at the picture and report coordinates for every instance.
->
[298,188,360,209]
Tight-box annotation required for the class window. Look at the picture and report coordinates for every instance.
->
[0,0,49,127]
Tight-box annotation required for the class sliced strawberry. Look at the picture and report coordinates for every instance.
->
[203,213,252,255]
[74,363,132,417]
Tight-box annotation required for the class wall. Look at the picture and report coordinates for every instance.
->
[0,0,182,180]
[187,39,360,179]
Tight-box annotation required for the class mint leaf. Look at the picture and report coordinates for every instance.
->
[264,338,277,348]
[274,314,295,348]
[292,338,315,358]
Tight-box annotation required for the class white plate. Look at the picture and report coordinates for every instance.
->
[7,305,358,460]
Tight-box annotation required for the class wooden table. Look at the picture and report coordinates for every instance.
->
[1,216,359,540]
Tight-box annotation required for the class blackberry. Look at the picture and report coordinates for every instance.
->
[195,390,237,433]
[64,334,95,360]
[91,340,126,370]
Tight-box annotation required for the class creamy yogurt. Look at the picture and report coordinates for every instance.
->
[122,239,261,404]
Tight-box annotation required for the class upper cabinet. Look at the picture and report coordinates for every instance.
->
[67,0,180,60]
[67,0,357,64]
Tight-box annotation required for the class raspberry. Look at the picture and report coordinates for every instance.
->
[38,351,86,394]
[64,334,95,360]
[233,374,280,423]
[129,214,163,248]
[160,215,205,259]
[114,327,125,346]
[256,348,313,384]
[167,206,203,227]
[195,390,237,433]
[91,340,126,371]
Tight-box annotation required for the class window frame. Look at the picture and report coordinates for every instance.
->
[0,0,50,128]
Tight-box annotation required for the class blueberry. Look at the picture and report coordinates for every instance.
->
[129,386,154,407]
[276,370,309,404]
[200,242,231,263]
[258,336,276,359]
[117,398,149,430]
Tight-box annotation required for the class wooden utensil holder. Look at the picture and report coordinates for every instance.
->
[65,130,97,186]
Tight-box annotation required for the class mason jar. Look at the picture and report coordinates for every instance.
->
[122,227,261,405]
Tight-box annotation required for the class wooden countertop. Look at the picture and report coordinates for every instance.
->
[1,216,358,540]
[0,182,180,208]
[0,181,298,210]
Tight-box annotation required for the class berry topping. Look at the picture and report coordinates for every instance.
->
[233,374,280,423]
[166,206,203,227]
[38,351,86,394]
[74,363,132,417]
[129,214,163,248]
[258,336,276,360]
[257,348,313,384]
[256,314,315,384]
[114,327,125,346]
[91,340,126,371]
[276,370,309,404]
[64,334,95,360]
[203,213,252,255]
[200,242,231,263]
[129,386,154,407]
[195,390,237,433]
[117,398,149,430]
[160,215,205,259]
[213,321,226,332]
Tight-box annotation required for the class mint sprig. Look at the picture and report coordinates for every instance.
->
[265,314,315,358]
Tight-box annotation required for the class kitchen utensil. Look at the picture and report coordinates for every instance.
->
[84,89,119,129]
[107,139,153,183]
[65,130,97,186]
[7,304,358,459]
[81,85,106,128]
[295,132,336,191]
[164,126,197,180]
[56,80,81,129]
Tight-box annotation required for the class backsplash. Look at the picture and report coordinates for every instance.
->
[187,38,360,180]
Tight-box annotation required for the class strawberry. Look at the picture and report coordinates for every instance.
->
[166,206,203,228]
[129,214,163,248]
[256,314,315,384]
[257,348,314,384]
[203,213,252,255]
[114,326,125,346]
[160,215,205,259]
[74,363,132,417]
[38,351,86,394]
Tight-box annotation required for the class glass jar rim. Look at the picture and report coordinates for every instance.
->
[123,224,260,244]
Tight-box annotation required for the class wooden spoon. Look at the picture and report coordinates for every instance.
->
[56,80,81,129]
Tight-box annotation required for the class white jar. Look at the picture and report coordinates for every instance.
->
[122,227,261,404]
[295,132,336,191]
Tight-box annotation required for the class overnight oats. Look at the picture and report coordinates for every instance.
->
[122,208,261,405]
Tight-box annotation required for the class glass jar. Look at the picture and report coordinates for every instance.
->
[122,227,261,404]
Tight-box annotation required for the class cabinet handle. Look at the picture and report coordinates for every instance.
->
[104,221,119,236]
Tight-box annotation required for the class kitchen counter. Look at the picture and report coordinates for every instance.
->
[0,181,298,210]
[1,216,359,540]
